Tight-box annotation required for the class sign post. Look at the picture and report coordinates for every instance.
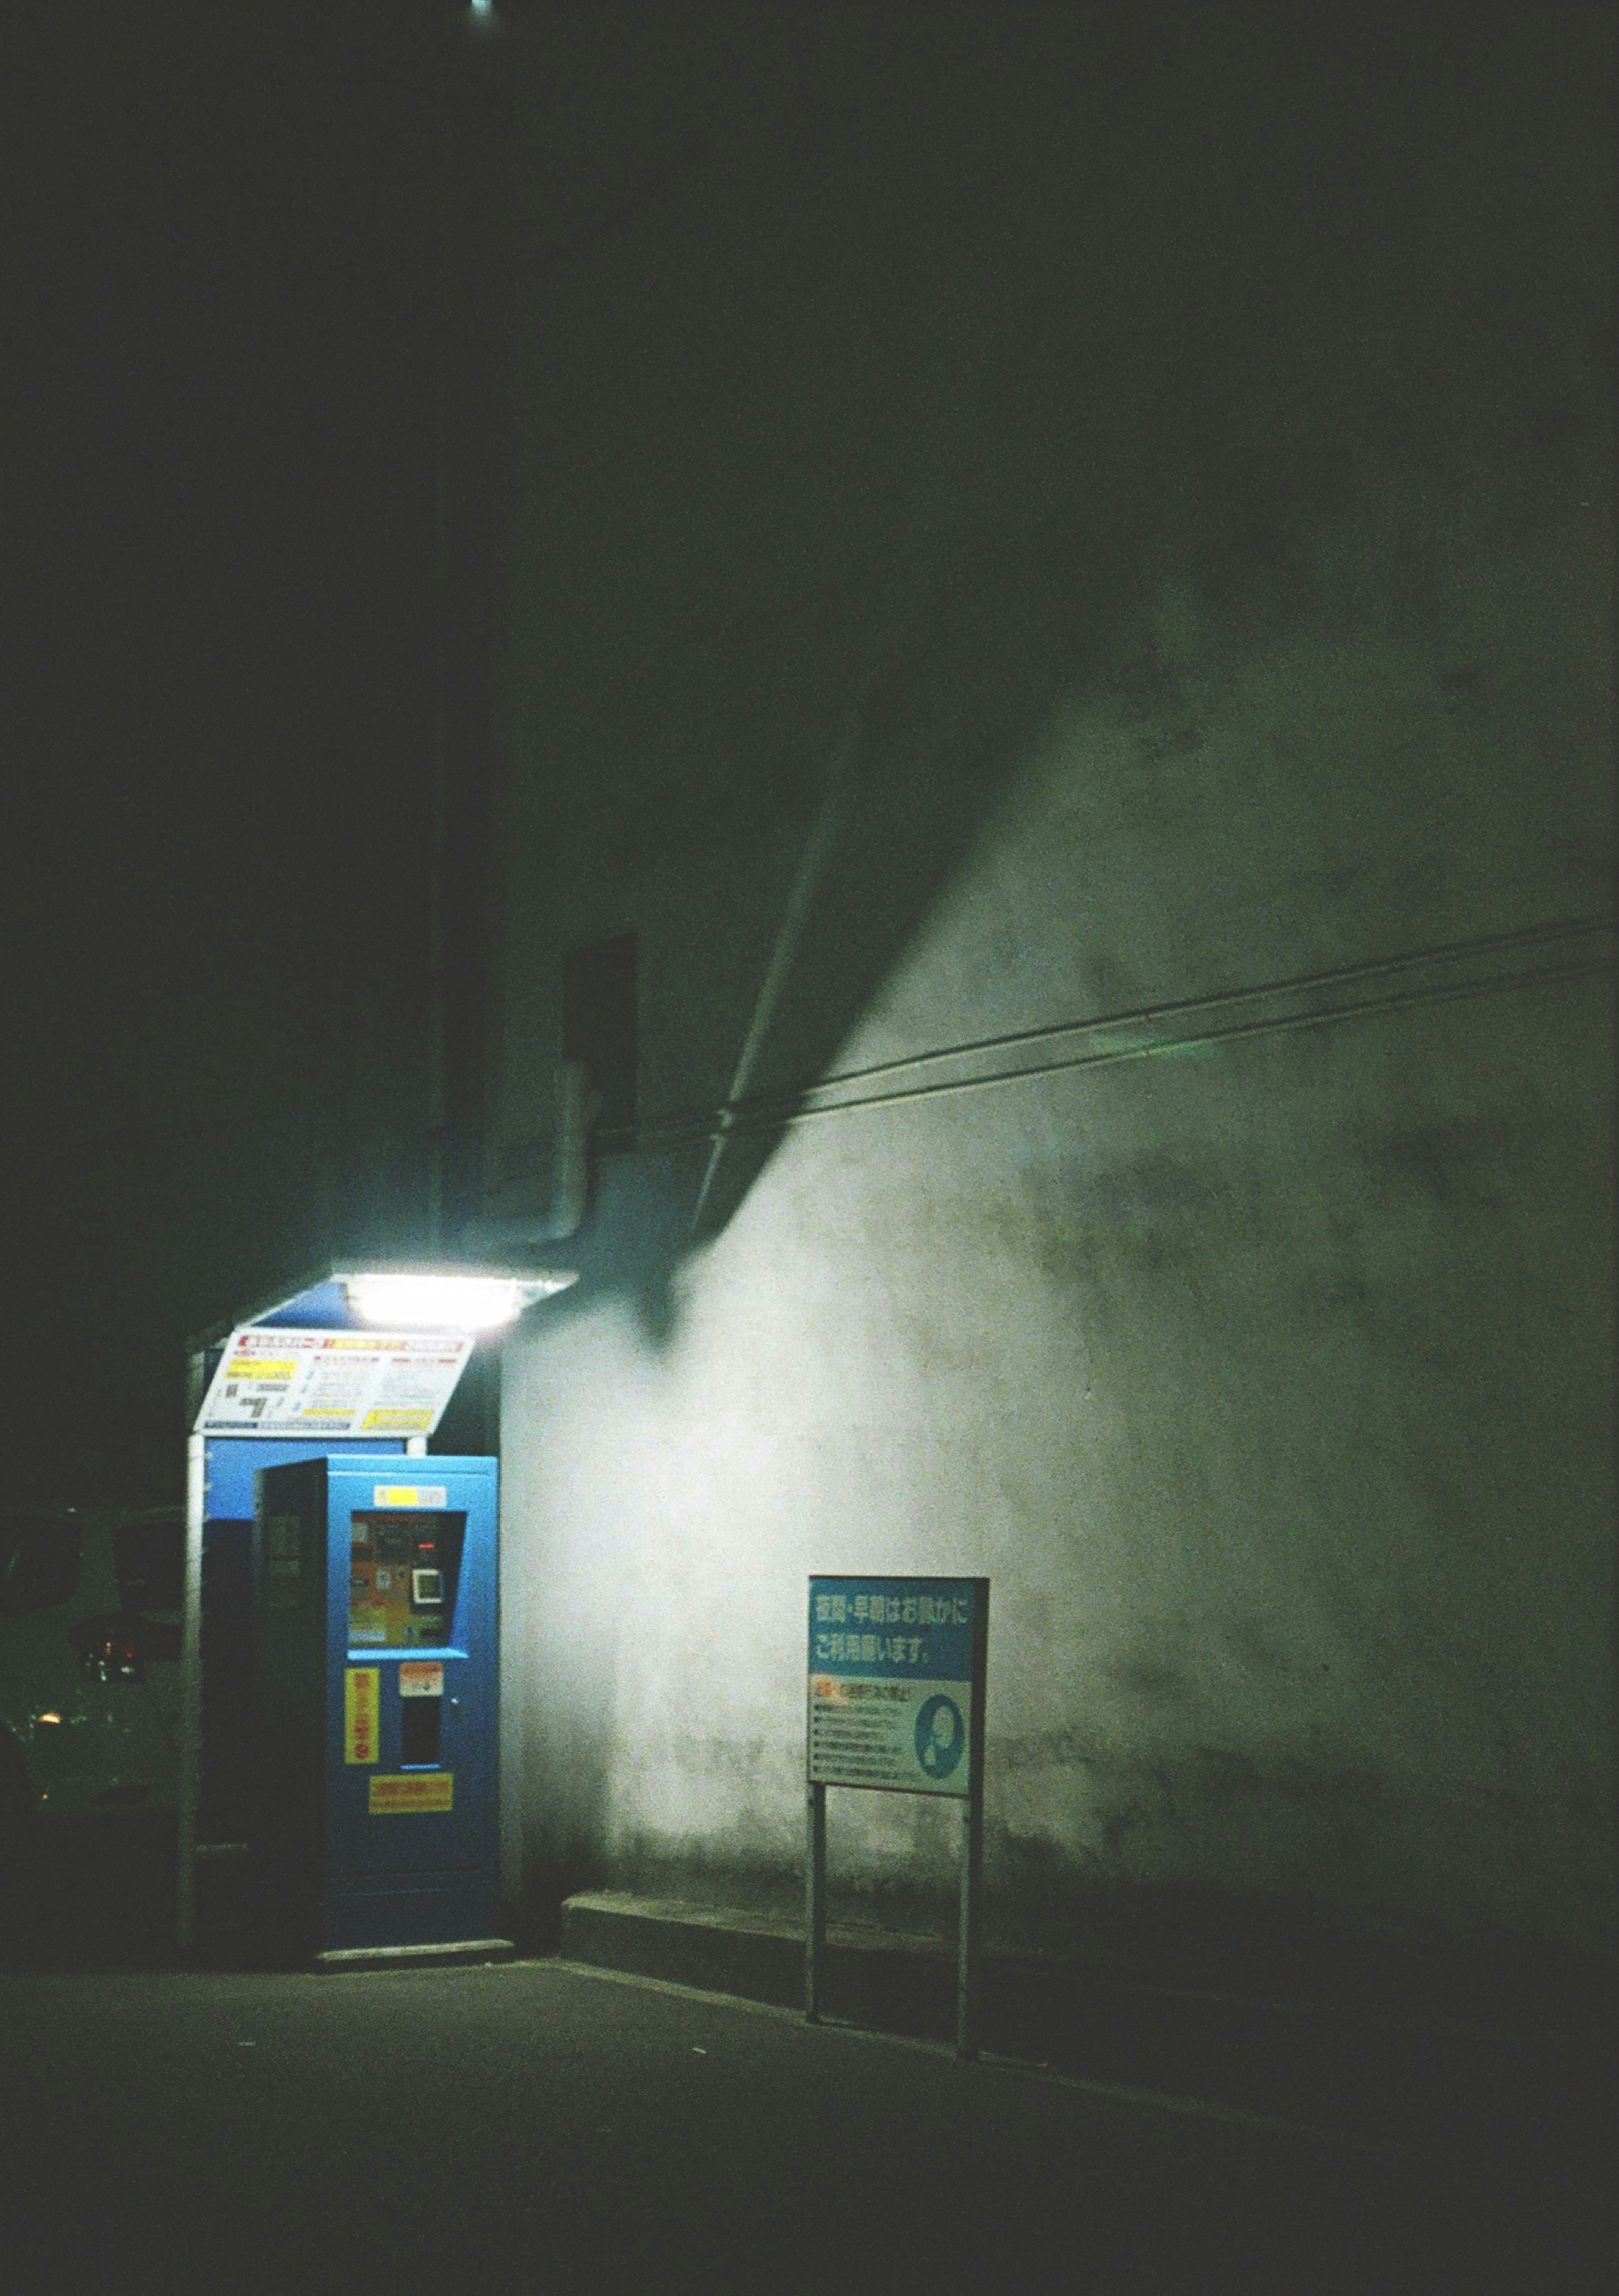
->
[806,1575,988,2060]
[804,1777,827,2022]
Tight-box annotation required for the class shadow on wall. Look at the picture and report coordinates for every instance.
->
[508,4,1609,1354]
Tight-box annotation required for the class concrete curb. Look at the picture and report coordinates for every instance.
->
[314,1937,516,1974]
[559,1891,1616,2190]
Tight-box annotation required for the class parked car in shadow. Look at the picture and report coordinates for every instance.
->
[0,1507,183,1880]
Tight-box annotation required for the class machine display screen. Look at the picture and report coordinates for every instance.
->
[348,1514,463,1648]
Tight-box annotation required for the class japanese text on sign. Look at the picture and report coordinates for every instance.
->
[807,1577,982,1798]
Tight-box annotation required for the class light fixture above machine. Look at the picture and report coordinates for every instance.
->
[338,1267,577,1333]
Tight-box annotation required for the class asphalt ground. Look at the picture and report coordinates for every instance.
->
[0,1947,1610,2296]
[1,1817,1610,2293]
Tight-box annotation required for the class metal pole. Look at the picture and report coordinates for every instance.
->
[956,1579,989,2060]
[176,1426,206,1954]
[956,1779,982,2059]
[805,1780,827,2021]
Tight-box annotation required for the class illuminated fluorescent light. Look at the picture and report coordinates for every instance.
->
[340,1270,575,1332]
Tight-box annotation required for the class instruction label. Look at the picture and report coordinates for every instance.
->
[344,1668,380,1764]
[369,1773,454,1815]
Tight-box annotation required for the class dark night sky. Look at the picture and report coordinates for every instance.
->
[2,4,465,1503]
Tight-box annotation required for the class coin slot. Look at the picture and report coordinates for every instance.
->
[399,1694,442,1767]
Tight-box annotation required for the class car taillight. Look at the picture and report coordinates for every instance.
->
[83,1629,142,1681]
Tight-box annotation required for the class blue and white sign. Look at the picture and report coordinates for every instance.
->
[807,1576,984,1799]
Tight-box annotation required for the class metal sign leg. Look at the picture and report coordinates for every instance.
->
[957,1781,982,2060]
[805,1781,826,2022]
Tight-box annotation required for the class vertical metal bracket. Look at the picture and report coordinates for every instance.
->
[176,1422,206,1953]
[805,1780,827,2021]
[956,1781,984,2059]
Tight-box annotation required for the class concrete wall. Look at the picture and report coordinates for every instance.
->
[487,7,1615,1967]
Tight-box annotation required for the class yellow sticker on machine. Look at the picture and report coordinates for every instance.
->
[369,1773,453,1815]
[344,1668,380,1764]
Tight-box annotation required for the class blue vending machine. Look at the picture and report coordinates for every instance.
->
[250,1453,508,1966]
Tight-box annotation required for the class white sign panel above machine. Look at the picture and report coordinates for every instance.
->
[196,1327,473,1439]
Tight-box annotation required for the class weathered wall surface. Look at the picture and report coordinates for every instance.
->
[489,8,1614,1965]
